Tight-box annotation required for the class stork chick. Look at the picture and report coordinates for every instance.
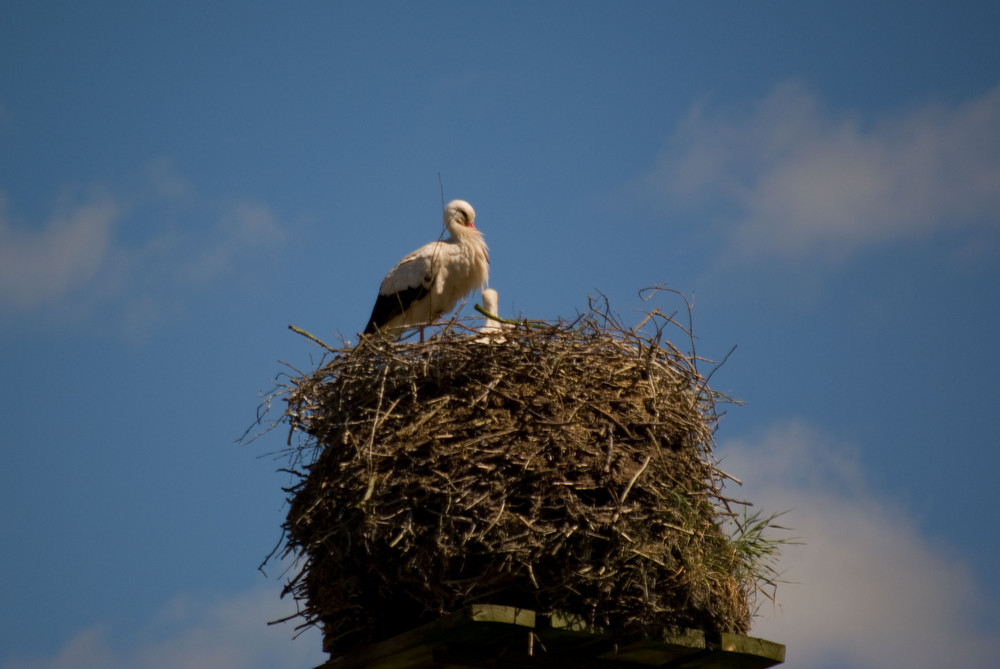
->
[475,288,508,344]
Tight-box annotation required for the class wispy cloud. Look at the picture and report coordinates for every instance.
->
[177,200,285,284]
[720,420,999,669]
[1,587,325,669]
[647,82,1000,261]
[0,192,118,309]
[0,162,285,334]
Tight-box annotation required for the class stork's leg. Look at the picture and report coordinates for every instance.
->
[419,327,425,343]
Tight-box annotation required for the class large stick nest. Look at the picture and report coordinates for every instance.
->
[271,298,754,655]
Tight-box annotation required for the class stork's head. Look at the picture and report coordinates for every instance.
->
[444,200,476,230]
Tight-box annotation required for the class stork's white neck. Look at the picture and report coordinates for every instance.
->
[446,220,482,244]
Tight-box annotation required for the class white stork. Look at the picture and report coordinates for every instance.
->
[363,199,489,341]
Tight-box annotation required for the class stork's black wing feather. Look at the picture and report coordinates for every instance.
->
[363,284,430,335]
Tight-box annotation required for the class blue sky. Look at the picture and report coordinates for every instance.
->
[2,2,999,668]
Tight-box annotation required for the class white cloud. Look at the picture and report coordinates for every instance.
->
[0,163,285,332]
[1,587,326,669]
[649,82,1000,261]
[0,192,118,309]
[719,420,999,669]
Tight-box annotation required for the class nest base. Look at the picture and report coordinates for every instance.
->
[315,604,785,668]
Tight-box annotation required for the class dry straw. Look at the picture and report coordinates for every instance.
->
[255,291,780,655]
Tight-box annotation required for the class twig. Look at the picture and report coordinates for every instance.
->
[621,455,652,505]
[612,455,652,522]
[473,303,537,327]
[288,324,337,352]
